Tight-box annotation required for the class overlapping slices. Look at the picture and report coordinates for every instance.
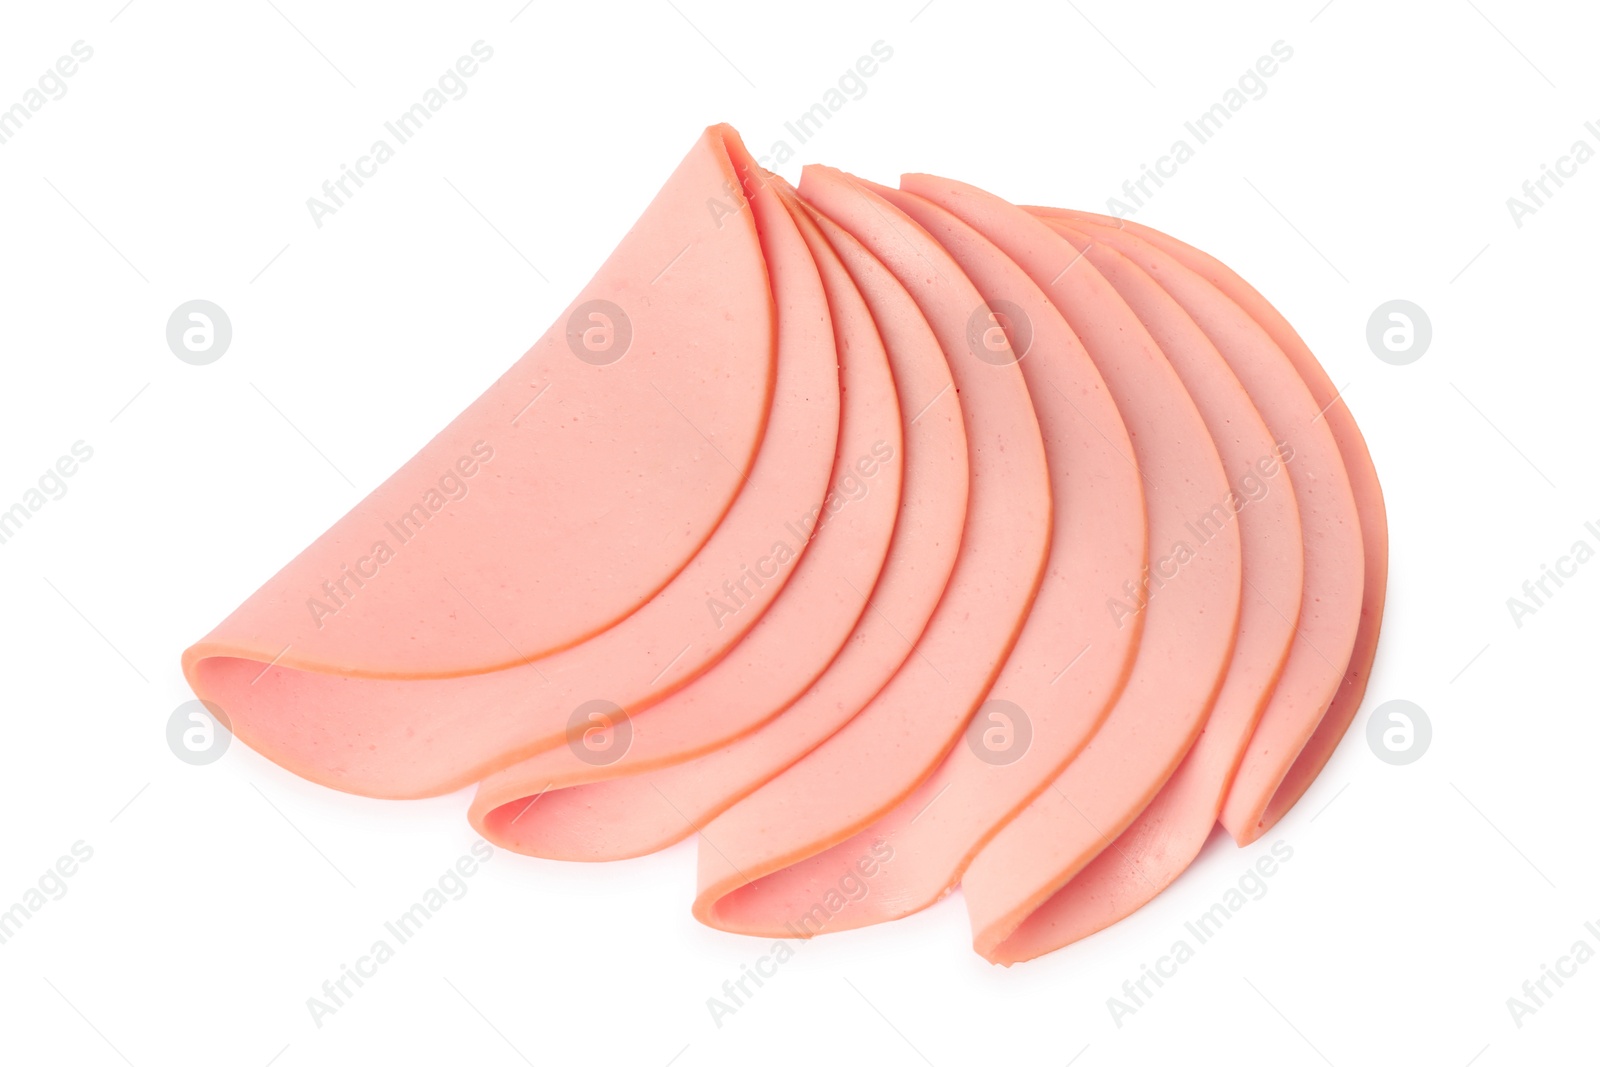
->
[182,125,1386,964]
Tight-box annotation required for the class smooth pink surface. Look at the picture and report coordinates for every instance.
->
[474,186,972,862]
[191,126,774,678]
[694,166,1053,936]
[1034,207,1385,842]
[691,179,1147,933]
[469,176,906,858]
[185,126,840,798]
[958,215,1304,960]
[905,177,1241,965]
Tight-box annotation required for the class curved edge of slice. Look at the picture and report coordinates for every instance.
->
[468,185,973,863]
[182,125,838,800]
[691,165,1054,937]
[1031,205,1388,842]
[954,212,1306,958]
[466,172,906,859]
[184,123,777,681]
[693,178,1150,934]
[525,186,973,861]
[900,176,1241,966]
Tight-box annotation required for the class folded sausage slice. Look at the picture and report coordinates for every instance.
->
[943,213,1306,956]
[512,187,972,863]
[680,178,1147,932]
[693,166,1053,936]
[468,173,906,859]
[537,187,966,857]
[1052,216,1360,868]
[908,179,1242,965]
[183,125,842,798]
[1035,207,1383,842]
[1130,223,1387,840]
[499,188,972,860]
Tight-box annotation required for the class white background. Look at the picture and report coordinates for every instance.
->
[1,1,1596,1064]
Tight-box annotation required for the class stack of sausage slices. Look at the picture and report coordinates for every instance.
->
[185,124,1386,965]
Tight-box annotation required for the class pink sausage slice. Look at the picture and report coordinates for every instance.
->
[183,126,842,799]
[952,215,1307,957]
[682,178,1148,932]
[1053,216,1361,861]
[693,166,1053,936]
[188,125,774,678]
[490,187,973,860]
[1037,207,1384,841]
[467,171,906,859]
[1140,227,1385,838]
[909,178,1242,965]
